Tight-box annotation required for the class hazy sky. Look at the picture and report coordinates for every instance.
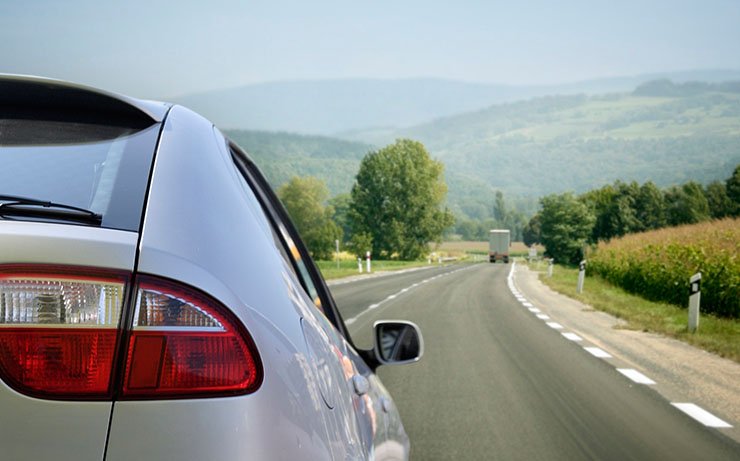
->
[1,0,739,99]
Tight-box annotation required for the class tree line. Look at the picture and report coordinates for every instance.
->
[277,139,454,261]
[525,164,740,264]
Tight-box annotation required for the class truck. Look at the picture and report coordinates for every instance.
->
[489,229,510,263]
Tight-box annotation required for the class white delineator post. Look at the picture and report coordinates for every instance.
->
[577,260,586,294]
[335,239,340,269]
[366,251,371,273]
[688,272,701,333]
[358,258,363,273]
[548,259,554,278]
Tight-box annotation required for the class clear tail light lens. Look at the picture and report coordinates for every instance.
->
[122,277,262,398]
[0,267,126,398]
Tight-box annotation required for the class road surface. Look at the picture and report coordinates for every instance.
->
[330,263,740,460]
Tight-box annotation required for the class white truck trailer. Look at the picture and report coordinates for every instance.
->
[489,229,511,263]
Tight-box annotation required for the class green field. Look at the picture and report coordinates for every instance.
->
[588,218,739,318]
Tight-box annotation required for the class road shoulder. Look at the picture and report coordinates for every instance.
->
[513,264,740,443]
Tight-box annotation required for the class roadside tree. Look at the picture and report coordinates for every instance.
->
[539,192,595,265]
[349,139,454,260]
[278,176,342,260]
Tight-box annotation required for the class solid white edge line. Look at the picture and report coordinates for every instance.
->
[562,332,583,342]
[671,403,733,428]
[617,368,656,385]
[583,346,612,358]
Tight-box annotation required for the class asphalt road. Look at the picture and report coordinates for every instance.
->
[331,263,740,460]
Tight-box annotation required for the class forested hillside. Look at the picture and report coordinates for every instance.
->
[225,130,372,196]
[227,80,740,226]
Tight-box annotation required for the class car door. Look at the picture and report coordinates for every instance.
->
[228,139,404,459]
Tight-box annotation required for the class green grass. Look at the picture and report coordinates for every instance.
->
[538,264,740,363]
[316,259,434,280]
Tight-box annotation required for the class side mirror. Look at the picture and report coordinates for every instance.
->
[373,320,424,366]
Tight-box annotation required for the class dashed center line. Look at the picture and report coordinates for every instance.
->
[617,368,656,385]
[345,265,474,325]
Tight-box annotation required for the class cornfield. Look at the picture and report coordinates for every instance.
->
[588,218,739,318]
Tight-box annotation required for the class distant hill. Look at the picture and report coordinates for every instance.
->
[225,80,740,222]
[176,70,740,135]
[225,130,372,196]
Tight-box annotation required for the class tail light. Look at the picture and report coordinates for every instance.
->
[0,267,126,399]
[122,276,262,398]
[0,266,261,400]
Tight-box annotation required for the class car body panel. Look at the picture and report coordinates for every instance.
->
[107,106,361,460]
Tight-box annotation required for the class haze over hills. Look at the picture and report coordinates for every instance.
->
[223,75,740,221]
[177,69,740,135]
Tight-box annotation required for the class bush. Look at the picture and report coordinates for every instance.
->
[588,218,740,318]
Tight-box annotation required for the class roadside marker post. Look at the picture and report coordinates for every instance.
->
[366,251,371,273]
[335,239,340,269]
[688,272,701,333]
[577,260,586,294]
[358,258,363,273]
[548,259,554,278]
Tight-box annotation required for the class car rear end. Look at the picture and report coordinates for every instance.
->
[1,76,341,460]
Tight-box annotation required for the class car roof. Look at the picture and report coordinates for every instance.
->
[0,74,170,125]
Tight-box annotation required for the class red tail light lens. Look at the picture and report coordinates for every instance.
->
[0,267,126,398]
[122,277,262,398]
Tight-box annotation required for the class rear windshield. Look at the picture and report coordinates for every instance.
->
[0,120,161,231]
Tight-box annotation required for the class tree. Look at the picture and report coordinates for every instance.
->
[635,181,667,230]
[539,193,595,265]
[704,181,733,219]
[278,176,341,260]
[328,193,352,244]
[493,190,507,222]
[349,139,454,260]
[580,181,640,242]
[664,181,710,226]
[523,213,541,247]
[726,164,740,216]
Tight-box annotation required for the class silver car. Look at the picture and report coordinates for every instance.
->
[0,74,423,460]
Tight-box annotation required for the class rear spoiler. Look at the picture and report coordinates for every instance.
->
[0,74,169,128]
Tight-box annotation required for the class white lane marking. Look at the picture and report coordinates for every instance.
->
[671,403,733,428]
[528,307,541,313]
[617,368,656,385]
[547,322,564,329]
[562,332,583,342]
[523,302,534,308]
[584,347,612,358]
[536,314,550,320]
[344,264,477,325]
